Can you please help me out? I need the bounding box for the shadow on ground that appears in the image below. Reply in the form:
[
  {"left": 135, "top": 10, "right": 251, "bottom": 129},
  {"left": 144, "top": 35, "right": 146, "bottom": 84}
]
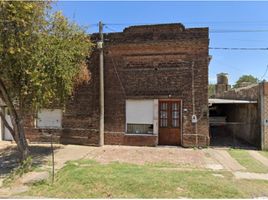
[
  {"left": 210, "top": 134, "right": 258, "bottom": 150},
  {"left": 0, "top": 145, "right": 61, "bottom": 177}
]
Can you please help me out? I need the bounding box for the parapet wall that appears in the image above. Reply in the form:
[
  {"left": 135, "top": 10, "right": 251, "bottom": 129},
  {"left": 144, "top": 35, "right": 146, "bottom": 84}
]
[{"left": 215, "top": 84, "right": 259, "bottom": 101}]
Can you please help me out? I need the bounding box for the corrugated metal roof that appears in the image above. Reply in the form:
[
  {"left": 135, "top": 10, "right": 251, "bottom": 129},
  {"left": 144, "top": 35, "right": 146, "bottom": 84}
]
[{"left": 209, "top": 98, "right": 257, "bottom": 104}]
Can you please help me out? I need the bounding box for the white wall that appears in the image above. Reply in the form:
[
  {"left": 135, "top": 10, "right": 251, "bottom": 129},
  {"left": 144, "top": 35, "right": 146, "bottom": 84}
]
[
  {"left": 0, "top": 107, "right": 14, "bottom": 141},
  {"left": 4, "top": 111, "right": 13, "bottom": 140},
  {"left": 126, "top": 99, "right": 158, "bottom": 135},
  {"left": 0, "top": 107, "right": 2, "bottom": 141},
  {"left": 153, "top": 99, "right": 159, "bottom": 135},
  {"left": 37, "top": 109, "right": 62, "bottom": 128}
]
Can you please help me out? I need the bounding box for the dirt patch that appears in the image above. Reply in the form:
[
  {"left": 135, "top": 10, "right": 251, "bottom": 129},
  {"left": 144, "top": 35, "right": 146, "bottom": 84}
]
[{"left": 83, "top": 145, "right": 211, "bottom": 168}]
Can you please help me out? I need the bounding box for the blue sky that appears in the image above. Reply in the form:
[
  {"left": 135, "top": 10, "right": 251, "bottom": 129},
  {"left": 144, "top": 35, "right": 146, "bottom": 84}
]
[{"left": 53, "top": 1, "right": 268, "bottom": 85}]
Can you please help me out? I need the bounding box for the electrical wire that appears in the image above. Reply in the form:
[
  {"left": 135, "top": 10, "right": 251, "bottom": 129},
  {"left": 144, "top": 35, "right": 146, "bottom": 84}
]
[
  {"left": 104, "top": 25, "right": 117, "bottom": 32},
  {"left": 259, "top": 65, "right": 268, "bottom": 81},
  {"left": 210, "top": 29, "right": 268, "bottom": 33},
  {"left": 104, "top": 24, "right": 268, "bottom": 34},
  {"left": 209, "top": 47, "right": 268, "bottom": 50},
  {"left": 103, "top": 21, "right": 268, "bottom": 26}
]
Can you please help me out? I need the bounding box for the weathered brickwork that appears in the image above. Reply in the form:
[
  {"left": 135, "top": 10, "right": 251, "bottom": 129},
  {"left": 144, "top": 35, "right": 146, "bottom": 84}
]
[
  {"left": 104, "top": 132, "right": 158, "bottom": 146},
  {"left": 24, "top": 23, "right": 209, "bottom": 147},
  {"left": 215, "top": 84, "right": 259, "bottom": 101},
  {"left": 260, "top": 82, "right": 268, "bottom": 150}
]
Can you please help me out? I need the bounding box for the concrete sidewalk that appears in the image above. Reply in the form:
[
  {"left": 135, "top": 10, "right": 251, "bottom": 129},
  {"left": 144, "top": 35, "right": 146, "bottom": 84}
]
[
  {"left": 248, "top": 150, "right": 268, "bottom": 167},
  {"left": 205, "top": 148, "right": 246, "bottom": 171}
]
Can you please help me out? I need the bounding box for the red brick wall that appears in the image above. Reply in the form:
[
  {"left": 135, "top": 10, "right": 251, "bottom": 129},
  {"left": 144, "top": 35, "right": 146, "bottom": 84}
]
[
  {"left": 25, "top": 23, "right": 209, "bottom": 147},
  {"left": 104, "top": 132, "right": 157, "bottom": 146},
  {"left": 260, "top": 82, "right": 268, "bottom": 150}
]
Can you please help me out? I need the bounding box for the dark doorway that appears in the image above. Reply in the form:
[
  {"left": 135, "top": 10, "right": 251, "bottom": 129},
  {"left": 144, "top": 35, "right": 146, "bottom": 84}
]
[{"left": 209, "top": 103, "right": 259, "bottom": 149}]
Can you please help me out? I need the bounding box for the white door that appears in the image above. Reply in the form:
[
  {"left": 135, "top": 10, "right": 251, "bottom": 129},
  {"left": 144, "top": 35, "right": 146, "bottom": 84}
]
[{"left": 4, "top": 110, "right": 13, "bottom": 141}]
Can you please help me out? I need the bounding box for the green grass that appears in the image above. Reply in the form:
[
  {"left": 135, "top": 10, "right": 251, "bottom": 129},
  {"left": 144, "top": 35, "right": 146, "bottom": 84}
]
[
  {"left": 228, "top": 149, "right": 268, "bottom": 173},
  {"left": 260, "top": 151, "right": 268, "bottom": 158},
  {"left": 22, "top": 159, "right": 268, "bottom": 198}
]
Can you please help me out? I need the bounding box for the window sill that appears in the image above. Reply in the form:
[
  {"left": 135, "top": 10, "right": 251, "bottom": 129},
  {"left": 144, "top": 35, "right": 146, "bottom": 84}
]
[
  {"left": 35, "top": 127, "right": 62, "bottom": 130},
  {"left": 125, "top": 133, "right": 156, "bottom": 136}
]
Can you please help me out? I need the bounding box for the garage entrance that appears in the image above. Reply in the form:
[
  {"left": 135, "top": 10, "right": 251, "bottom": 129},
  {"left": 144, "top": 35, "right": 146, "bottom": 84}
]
[{"left": 209, "top": 99, "right": 259, "bottom": 149}]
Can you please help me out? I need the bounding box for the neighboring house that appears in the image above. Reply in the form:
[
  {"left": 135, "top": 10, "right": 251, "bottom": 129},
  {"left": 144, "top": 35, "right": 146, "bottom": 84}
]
[
  {"left": 209, "top": 73, "right": 268, "bottom": 150},
  {"left": 0, "top": 99, "right": 12, "bottom": 141},
  {"left": 0, "top": 23, "right": 210, "bottom": 147}
]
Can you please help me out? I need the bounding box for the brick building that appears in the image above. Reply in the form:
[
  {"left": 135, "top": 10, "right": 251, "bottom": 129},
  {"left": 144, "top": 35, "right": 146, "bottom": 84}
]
[{"left": 0, "top": 23, "right": 210, "bottom": 147}]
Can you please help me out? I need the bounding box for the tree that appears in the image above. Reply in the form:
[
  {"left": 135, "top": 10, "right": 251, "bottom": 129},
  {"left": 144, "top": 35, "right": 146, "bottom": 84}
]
[
  {"left": 0, "top": 1, "right": 91, "bottom": 161},
  {"left": 208, "top": 84, "right": 216, "bottom": 97},
  {"left": 233, "top": 75, "right": 258, "bottom": 88}
]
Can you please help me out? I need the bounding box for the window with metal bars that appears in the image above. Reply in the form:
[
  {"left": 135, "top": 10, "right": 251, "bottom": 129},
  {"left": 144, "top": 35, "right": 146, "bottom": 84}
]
[{"left": 126, "top": 123, "right": 153, "bottom": 134}]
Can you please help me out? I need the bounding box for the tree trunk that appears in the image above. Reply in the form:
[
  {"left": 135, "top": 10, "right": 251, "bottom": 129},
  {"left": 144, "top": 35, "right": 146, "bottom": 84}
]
[{"left": 0, "top": 78, "right": 30, "bottom": 161}]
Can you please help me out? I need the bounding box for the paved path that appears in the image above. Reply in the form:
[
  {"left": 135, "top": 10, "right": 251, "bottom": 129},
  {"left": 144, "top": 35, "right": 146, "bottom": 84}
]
[
  {"left": 234, "top": 171, "right": 268, "bottom": 181},
  {"left": 205, "top": 148, "right": 246, "bottom": 171},
  {"left": 0, "top": 141, "right": 14, "bottom": 151},
  {"left": 248, "top": 150, "right": 268, "bottom": 167},
  {"left": 51, "top": 144, "right": 97, "bottom": 170}
]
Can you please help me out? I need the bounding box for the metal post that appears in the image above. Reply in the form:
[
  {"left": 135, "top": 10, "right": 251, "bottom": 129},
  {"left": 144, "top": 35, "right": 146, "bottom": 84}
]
[
  {"left": 99, "top": 21, "right": 104, "bottom": 146},
  {"left": 50, "top": 130, "right": 55, "bottom": 184},
  {"left": 260, "top": 82, "right": 265, "bottom": 150},
  {"left": 191, "top": 61, "right": 198, "bottom": 146}
]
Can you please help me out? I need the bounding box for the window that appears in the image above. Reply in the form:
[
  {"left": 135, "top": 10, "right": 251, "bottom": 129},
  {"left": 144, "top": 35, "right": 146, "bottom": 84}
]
[
  {"left": 160, "top": 102, "right": 168, "bottom": 127},
  {"left": 127, "top": 124, "right": 153, "bottom": 134},
  {"left": 171, "top": 102, "right": 180, "bottom": 128},
  {"left": 37, "top": 109, "right": 62, "bottom": 128},
  {"left": 126, "top": 100, "right": 154, "bottom": 134}
]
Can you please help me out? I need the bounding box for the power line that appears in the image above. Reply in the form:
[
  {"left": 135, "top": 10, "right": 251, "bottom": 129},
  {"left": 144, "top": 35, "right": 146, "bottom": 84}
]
[
  {"left": 104, "top": 21, "right": 268, "bottom": 26},
  {"left": 210, "top": 29, "right": 268, "bottom": 33},
  {"left": 259, "top": 65, "right": 268, "bottom": 81},
  {"left": 104, "top": 25, "right": 117, "bottom": 32},
  {"left": 105, "top": 24, "right": 268, "bottom": 33},
  {"left": 209, "top": 47, "right": 268, "bottom": 50}
]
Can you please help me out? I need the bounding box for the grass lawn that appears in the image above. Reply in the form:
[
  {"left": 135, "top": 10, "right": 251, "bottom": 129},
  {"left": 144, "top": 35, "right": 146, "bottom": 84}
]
[
  {"left": 22, "top": 160, "right": 268, "bottom": 198},
  {"left": 228, "top": 149, "right": 268, "bottom": 173},
  {"left": 260, "top": 151, "right": 268, "bottom": 158}
]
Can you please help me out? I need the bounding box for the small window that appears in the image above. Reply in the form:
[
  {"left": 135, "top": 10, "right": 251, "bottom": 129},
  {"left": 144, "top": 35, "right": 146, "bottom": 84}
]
[
  {"left": 127, "top": 123, "right": 153, "bottom": 134},
  {"left": 160, "top": 102, "right": 168, "bottom": 128},
  {"left": 171, "top": 102, "right": 180, "bottom": 128},
  {"left": 37, "top": 109, "right": 62, "bottom": 129}
]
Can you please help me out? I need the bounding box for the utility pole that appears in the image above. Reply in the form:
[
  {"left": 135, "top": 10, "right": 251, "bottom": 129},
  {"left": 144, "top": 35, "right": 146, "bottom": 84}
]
[{"left": 98, "top": 21, "right": 104, "bottom": 146}]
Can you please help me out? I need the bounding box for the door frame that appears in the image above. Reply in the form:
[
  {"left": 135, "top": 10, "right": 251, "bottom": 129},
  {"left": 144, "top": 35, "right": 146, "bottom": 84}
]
[{"left": 158, "top": 99, "right": 183, "bottom": 145}]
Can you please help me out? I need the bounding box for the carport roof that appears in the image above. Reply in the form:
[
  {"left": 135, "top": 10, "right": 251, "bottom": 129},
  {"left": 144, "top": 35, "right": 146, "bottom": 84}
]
[{"left": 209, "top": 98, "right": 257, "bottom": 104}]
